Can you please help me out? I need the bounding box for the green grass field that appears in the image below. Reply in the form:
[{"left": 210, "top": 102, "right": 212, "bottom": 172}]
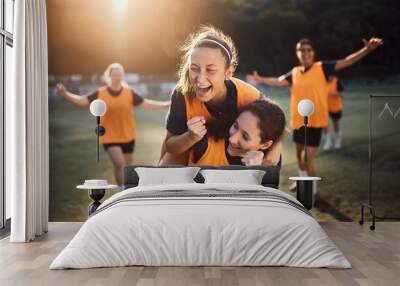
[{"left": 49, "top": 84, "right": 400, "bottom": 222}]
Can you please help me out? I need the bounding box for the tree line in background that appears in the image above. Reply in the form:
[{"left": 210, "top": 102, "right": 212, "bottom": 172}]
[
  {"left": 47, "top": 0, "right": 399, "bottom": 79},
  {"left": 206, "top": 0, "right": 399, "bottom": 78}
]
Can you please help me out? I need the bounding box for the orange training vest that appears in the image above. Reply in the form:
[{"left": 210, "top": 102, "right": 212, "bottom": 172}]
[
  {"left": 290, "top": 61, "right": 329, "bottom": 129},
  {"left": 190, "top": 137, "right": 229, "bottom": 166},
  {"left": 97, "top": 86, "right": 137, "bottom": 144},
  {"left": 185, "top": 77, "right": 260, "bottom": 165},
  {"left": 327, "top": 77, "right": 343, "bottom": 113}
]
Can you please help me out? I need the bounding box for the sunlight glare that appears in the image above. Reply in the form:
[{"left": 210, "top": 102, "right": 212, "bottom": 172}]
[{"left": 113, "top": 0, "right": 128, "bottom": 13}]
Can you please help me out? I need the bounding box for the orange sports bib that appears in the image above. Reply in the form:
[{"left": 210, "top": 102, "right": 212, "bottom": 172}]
[
  {"left": 185, "top": 78, "right": 261, "bottom": 165},
  {"left": 327, "top": 77, "right": 343, "bottom": 113},
  {"left": 290, "top": 61, "right": 329, "bottom": 129},
  {"left": 188, "top": 138, "right": 229, "bottom": 166},
  {"left": 98, "top": 86, "right": 136, "bottom": 144}
]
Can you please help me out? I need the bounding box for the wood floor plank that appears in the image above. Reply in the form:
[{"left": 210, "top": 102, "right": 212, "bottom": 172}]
[{"left": 0, "top": 222, "right": 399, "bottom": 286}]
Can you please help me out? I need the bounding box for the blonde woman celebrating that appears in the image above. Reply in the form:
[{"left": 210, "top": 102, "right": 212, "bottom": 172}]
[
  {"left": 57, "top": 63, "right": 170, "bottom": 185},
  {"left": 160, "top": 25, "right": 282, "bottom": 166}
]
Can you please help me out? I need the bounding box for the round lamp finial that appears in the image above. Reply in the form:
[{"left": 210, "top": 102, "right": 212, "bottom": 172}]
[
  {"left": 297, "top": 99, "right": 314, "bottom": 117},
  {"left": 89, "top": 99, "right": 107, "bottom": 117}
]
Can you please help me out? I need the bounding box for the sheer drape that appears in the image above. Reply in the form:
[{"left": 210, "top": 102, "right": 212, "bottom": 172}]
[{"left": 8, "top": 0, "right": 49, "bottom": 242}]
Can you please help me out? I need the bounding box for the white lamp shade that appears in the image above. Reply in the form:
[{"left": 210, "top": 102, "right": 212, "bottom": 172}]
[
  {"left": 297, "top": 99, "right": 314, "bottom": 117},
  {"left": 89, "top": 99, "right": 107, "bottom": 117}
]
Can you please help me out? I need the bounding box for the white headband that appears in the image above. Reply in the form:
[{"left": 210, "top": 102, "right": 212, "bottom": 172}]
[{"left": 197, "top": 38, "right": 232, "bottom": 61}]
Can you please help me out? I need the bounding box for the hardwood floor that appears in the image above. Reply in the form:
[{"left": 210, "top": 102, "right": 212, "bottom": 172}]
[{"left": 0, "top": 222, "right": 399, "bottom": 286}]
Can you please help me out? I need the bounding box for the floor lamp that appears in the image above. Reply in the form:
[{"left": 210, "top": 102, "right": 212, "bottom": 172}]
[
  {"left": 77, "top": 99, "right": 114, "bottom": 216},
  {"left": 89, "top": 99, "right": 107, "bottom": 162},
  {"left": 289, "top": 99, "right": 321, "bottom": 210},
  {"left": 297, "top": 99, "right": 314, "bottom": 162}
]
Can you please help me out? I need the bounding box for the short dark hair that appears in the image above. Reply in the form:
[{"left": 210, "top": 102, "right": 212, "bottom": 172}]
[
  {"left": 240, "top": 99, "right": 286, "bottom": 144},
  {"left": 296, "top": 38, "right": 315, "bottom": 50}
]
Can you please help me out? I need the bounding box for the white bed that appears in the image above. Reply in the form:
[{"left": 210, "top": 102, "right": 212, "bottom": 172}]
[{"left": 50, "top": 183, "right": 351, "bottom": 269}]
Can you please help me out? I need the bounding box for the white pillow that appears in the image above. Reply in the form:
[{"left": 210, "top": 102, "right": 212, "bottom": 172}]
[
  {"left": 200, "top": 169, "right": 266, "bottom": 185},
  {"left": 135, "top": 167, "right": 201, "bottom": 186}
]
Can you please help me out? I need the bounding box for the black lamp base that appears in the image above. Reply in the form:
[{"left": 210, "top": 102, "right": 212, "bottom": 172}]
[
  {"left": 88, "top": 189, "right": 105, "bottom": 216},
  {"left": 296, "top": 181, "right": 313, "bottom": 210}
]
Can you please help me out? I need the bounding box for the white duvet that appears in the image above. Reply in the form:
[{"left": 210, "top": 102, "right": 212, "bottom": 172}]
[{"left": 50, "top": 183, "right": 351, "bottom": 269}]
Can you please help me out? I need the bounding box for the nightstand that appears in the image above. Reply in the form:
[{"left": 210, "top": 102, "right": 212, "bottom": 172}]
[
  {"left": 77, "top": 180, "right": 117, "bottom": 216},
  {"left": 289, "top": 176, "right": 321, "bottom": 210}
]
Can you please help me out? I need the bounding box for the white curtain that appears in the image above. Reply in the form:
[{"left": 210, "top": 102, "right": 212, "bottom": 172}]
[{"left": 7, "top": 0, "right": 49, "bottom": 242}]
